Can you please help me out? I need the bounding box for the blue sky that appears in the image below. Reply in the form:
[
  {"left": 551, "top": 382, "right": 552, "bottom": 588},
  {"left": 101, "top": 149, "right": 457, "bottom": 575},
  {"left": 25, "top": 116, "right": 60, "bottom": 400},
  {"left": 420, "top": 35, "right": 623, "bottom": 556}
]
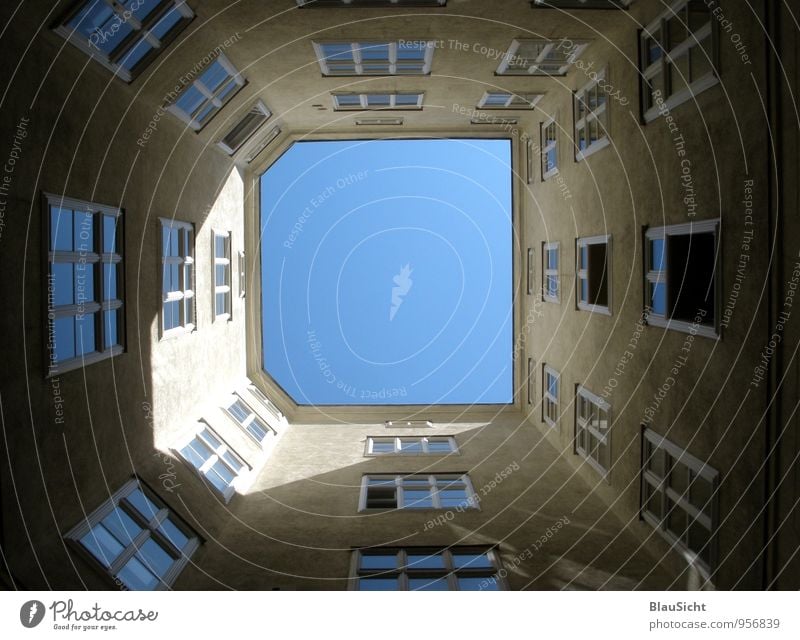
[{"left": 260, "top": 138, "right": 512, "bottom": 405}]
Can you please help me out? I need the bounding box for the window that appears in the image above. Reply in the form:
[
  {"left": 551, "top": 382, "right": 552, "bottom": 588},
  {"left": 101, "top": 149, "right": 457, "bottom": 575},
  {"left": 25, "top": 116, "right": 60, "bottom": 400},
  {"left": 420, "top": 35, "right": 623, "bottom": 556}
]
[
  {"left": 641, "top": 428, "right": 719, "bottom": 572},
  {"left": 167, "top": 54, "right": 245, "bottom": 131},
  {"left": 574, "top": 68, "right": 610, "bottom": 160},
  {"left": 237, "top": 251, "right": 246, "bottom": 298},
  {"left": 65, "top": 478, "right": 199, "bottom": 590},
  {"left": 248, "top": 383, "right": 285, "bottom": 423},
  {"left": 542, "top": 365, "right": 559, "bottom": 427},
  {"left": 359, "top": 474, "right": 477, "bottom": 510},
  {"left": 526, "top": 247, "right": 534, "bottom": 295},
  {"left": 213, "top": 230, "right": 232, "bottom": 320},
  {"left": 332, "top": 92, "right": 424, "bottom": 110},
  {"left": 575, "top": 385, "right": 611, "bottom": 476},
  {"left": 218, "top": 100, "right": 272, "bottom": 156},
  {"left": 527, "top": 357, "right": 535, "bottom": 406},
  {"left": 496, "top": 38, "right": 590, "bottom": 76},
  {"left": 640, "top": 1, "right": 718, "bottom": 123},
  {"left": 160, "top": 218, "right": 194, "bottom": 338},
  {"left": 477, "top": 91, "right": 543, "bottom": 110},
  {"left": 644, "top": 221, "right": 719, "bottom": 338},
  {"left": 244, "top": 125, "right": 281, "bottom": 164},
  {"left": 351, "top": 547, "right": 504, "bottom": 591},
  {"left": 365, "top": 436, "right": 458, "bottom": 455},
  {"left": 55, "top": 0, "right": 194, "bottom": 82},
  {"left": 299, "top": 0, "right": 445, "bottom": 5},
  {"left": 576, "top": 235, "right": 611, "bottom": 314},
  {"left": 45, "top": 194, "right": 124, "bottom": 375},
  {"left": 526, "top": 139, "right": 535, "bottom": 184},
  {"left": 542, "top": 242, "right": 560, "bottom": 303},
  {"left": 313, "top": 40, "right": 435, "bottom": 76},
  {"left": 175, "top": 424, "right": 249, "bottom": 501},
  {"left": 540, "top": 116, "right": 559, "bottom": 179},
  {"left": 225, "top": 395, "right": 276, "bottom": 447}
]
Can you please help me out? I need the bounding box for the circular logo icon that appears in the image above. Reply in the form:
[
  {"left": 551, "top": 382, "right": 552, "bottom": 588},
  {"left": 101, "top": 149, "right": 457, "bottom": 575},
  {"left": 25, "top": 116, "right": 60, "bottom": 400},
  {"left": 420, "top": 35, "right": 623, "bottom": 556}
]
[{"left": 20, "top": 600, "right": 45, "bottom": 628}]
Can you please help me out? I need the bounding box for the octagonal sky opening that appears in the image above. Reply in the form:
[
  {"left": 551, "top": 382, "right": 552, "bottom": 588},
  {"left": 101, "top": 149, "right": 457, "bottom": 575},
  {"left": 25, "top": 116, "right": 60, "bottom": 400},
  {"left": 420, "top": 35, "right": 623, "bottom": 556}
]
[{"left": 259, "top": 138, "right": 513, "bottom": 406}]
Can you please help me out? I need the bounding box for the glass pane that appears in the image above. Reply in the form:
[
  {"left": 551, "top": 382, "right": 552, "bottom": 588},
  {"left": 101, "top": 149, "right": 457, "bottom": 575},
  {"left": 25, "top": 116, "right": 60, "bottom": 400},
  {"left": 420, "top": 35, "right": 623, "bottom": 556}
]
[
  {"left": 228, "top": 400, "right": 250, "bottom": 424},
  {"left": 358, "top": 578, "right": 398, "bottom": 591},
  {"left": 321, "top": 43, "right": 353, "bottom": 61},
  {"left": 689, "top": 474, "right": 713, "bottom": 514},
  {"left": 126, "top": 488, "right": 160, "bottom": 521},
  {"left": 221, "top": 451, "right": 244, "bottom": 473},
  {"left": 366, "top": 486, "right": 397, "bottom": 508},
  {"left": 103, "top": 309, "right": 118, "bottom": 348},
  {"left": 399, "top": 439, "right": 423, "bottom": 453},
  {"left": 163, "top": 300, "right": 180, "bottom": 331},
  {"left": 452, "top": 553, "right": 494, "bottom": 569},
  {"left": 397, "top": 42, "right": 426, "bottom": 60},
  {"left": 642, "top": 480, "right": 661, "bottom": 518},
  {"left": 136, "top": 538, "right": 174, "bottom": 578},
  {"left": 687, "top": 518, "right": 710, "bottom": 558},
  {"left": 119, "top": 37, "right": 152, "bottom": 72},
  {"left": 395, "top": 93, "right": 419, "bottom": 106},
  {"left": 370, "top": 439, "right": 395, "bottom": 453},
  {"left": 459, "top": 576, "right": 498, "bottom": 591},
  {"left": 200, "top": 60, "right": 231, "bottom": 93},
  {"left": 409, "top": 577, "right": 449, "bottom": 591},
  {"left": 359, "top": 42, "right": 389, "bottom": 60},
  {"left": 367, "top": 94, "right": 391, "bottom": 106},
  {"left": 75, "top": 313, "right": 96, "bottom": 356},
  {"left": 216, "top": 79, "right": 238, "bottom": 103},
  {"left": 650, "top": 281, "right": 667, "bottom": 315},
  {"left": 247, "top": 418, "right": 269, "bottom": 442},
  {"left": 101, "top": 507, "right": 142, "bottom": 544},
  {"left": 426, "top": 439, "right": 452, "bottom": 453},
  {"left": 150, "top": 5, "right": 183, "bottom": 41},
  {"left": 73, "top": 211, "right": 94, "bottom": 251},
  {"left": 51, "top": 207, "right": 73, "bottom": 251},
  {"left": 181, "top": 438, "right": 214, "bottom": 469},
  {"left": 215, "top": 264, "right": 228, "bottom": 287},
  {"left": 54, "top": 316, "right": 76, "bottom": 362},
  {"left": 175, "top": 85, "right": 206, "bottom": 116},
  {"left": 403, "top": 490, "right": 434, "bottom": 509},
  {"left": 690, "top": 38, "right": 713, "bottom": 80},
  {"left": 666, "top": 499, "right": 688, "bottom": 540},
  {"left": 650, "top": 238, "right": 665, "bottom": 271},
  {"left": 336, "top": 94, "right": 361, "bottom": 106},
  {"left": 215, "top": 292, "right": 228, "bottom": 316},
  {"left": 158, "top": 518, "right": 189, "bottom": 551},
  {"left": 360, "top": 554, "right": 397, "bottom": 570},
  {"left": 102, "top": 263, "right": 117, "bottom": 300},
  {"left": 81, "top": 524, "right": 125, "bottom": 568},
  {"left": 67, "top": 1, "right": 133, "bottom": 54},
  {"left": 646, "top": 444, "right": 667, "bottom": 478},
  {"left": 670, "top": 53, "right": 690, "bottom": 94},
  {"left": 406, "top": 552, "right": 445, "bottom": 569},
  {"left": 199, "top": 428, "right": 222, "bottom": 450},
  {"left": 667, "top": 13, "right": 687, "bottom": 48},
  {"left": 53, "top": 263, "right": 75, "bottom": 306},
  {"left": 547, "top": 249, "right": 558, "bottom": 270},
  {"left": 669, "top": 459, "right": 689, "bottom": 496},
  {"left": 163, "top": 262, "right": 179, "bottom": 293},
  {"left": 75, "top": 264, "right": 94, "bottom": 306},
  {"left": 438, "top": 489, "right": 470, "bottom": 509},
  {"left": 122, "top": 0, "right": 161, "bottom": 21},
  {"left": 206, "top": 462, "right": 234, "bottom": 492},
  {"left": 103, "top": 215, "right": 117, "bottom": 253},
  {"left": 117, "top": 555, "right": 159, "bottom": 590}
]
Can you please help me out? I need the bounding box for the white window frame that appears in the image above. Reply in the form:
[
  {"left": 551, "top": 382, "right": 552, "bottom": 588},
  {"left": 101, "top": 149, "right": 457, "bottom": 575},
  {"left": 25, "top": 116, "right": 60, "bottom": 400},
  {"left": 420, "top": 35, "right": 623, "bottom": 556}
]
[
  {"left": 174, "top": 423, "right": 250, "bottom": 503},
  {"left": 527, "top": 357, "right": 535, "bottom": 406},
  {"left": 542, "top": 242, "right": 560, "bottom": 303},
  {"left": 640, "top": 0, "right": 719, "bottom": 123},
  {"left": 526, "top": 247, "right": 534, "bottom": 295},
  {"left": 213, "top": 229, "right": 232, "bottom": 321},
  {"left": 349, "top": 546, "right": 506, "bottom": 591},
  {"left": 224, "top": 394, "right": 276, "bottom": 448},
  {"left": 540, "top": 115, "right": 559, "bottom": 180},
  {"left": 44, "top": 193, "right": 124, "bottom": 376},
  {"left": 576, "top": 234, "right": 612, "bottom": 315},
  {"left": 159, "top": 218, "right": 194, "bottom": 339},
  {"left": 166, "top": 53, "right": 245, "bottom": 131},
  {"left": 65, "top": 477, "right": 200, "bottom": 590},
  {"left": 359, "top": 474, "right": 478, "bottom": 511},
  {"left": 54, "top": 0, "right": 194, "bottom": 82},
  {"left": 237, "top": 250, "right": 246, "bottom": 298},
  {"left": 313, "top": 40, "right": 436, "bottom": 76},
  {"left": 525, "top": 138, "right": 535, "bottom": 185},
  {"left": 332, "top": 92, "right": 424, "bottom": 111},
  {"left": 575, "top": 385, "right": 611, "bottom": 478},
  {"left": 644, "top": 220, "right": 720, "bottom": 338},
  {"left": 477, "top": 91, "right": 543, "bottom": 110},
  {"left": 217, "top": 100, "right": 272, "bottom": 156},
  {"left": 574, "top": 68, "right": 611, "bottom": 161},
  {"left": 495, "top": 38, "right": 591, "bottom": 76},
  {"left": 365, "top": 436, "right": 458, "bottom": 456},
  {"left": 542, "top": 365, "right": 560, "bottom": 427},
  {"left": 247, "top": 383, "right": 285, "bottom": 424},
  {"left": 641, "top": 428, "right": 719, "bottom": 574}
]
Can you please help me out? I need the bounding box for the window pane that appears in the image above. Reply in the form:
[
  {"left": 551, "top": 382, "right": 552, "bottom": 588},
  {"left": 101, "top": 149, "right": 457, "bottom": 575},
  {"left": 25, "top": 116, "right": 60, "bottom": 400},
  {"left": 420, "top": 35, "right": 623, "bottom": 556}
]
[
  {"left": 52, "top": 263, "right": 75, "bottom": 306},
  {"left": 359, "top": 42, "right": 389, "bottom": 60},
  {"left": 75, "top": 313, "right": 97, "bottom": 356},
  {"left": 54, "top": 316, "right": 76, "bottom": 362},
  {"left": 75, "top": 263, "right": 94, "bottom": 307},
  {"left": 207, "top": 461, "right": 235, "bottom": 491},
  {"left": 668, "top": 231, "right": 716, "bottom": 324},
  {"left": 366, "top": 486, "right": 397, "bottom": 509},
  {"left": 127, "top": 488, "right": 161, "bottom": 522},
  {"left": 247, "top": 418, "right": 269, "bottom": 442},
  {"left": 175, "top": 85, "right": 206, "bottom": 116},
  {"left": 403, "top": 490, "right": 434, "bottom": 508},
  {"left": 228, "top": 400, "right": 250, "bottom": 423},
  {"left": 81, "top": 524, "right": 125, "bottom": 567},
  {"left": 117, "top": 555, "right": 159, "bottom": 590},
  {"left": 426, "top": 439, "right": 452, "bottom": 453},
  {"left": 452, "top": 553, "right": 494, "bottom": 569},
  {"left": 438, "top": 489, "right": 470, "bottom": 509},
  {"left": 215, "top": 264, "right": 228, "bottom": 287},
  {"left": 181, "top": 438, "right": 214, "bottom": 469},
  {"left": 200, "top": 60, "right": 231, "bottom": 93},
  {"left": 650, "top": 281, "right": 667, "bottom": 315},
  {"left": 73, "top": 211, "right": 94, "bottom": 251},
  {"left": 119, "top": 37, "right": 152, "bottom": 72},
  {"left": 102, "top": 264, "right": 117, "bottom": 300},
  {"left": 101, "top": 507, "right": 142, "bottom": 545},
  {"left": 215, "top": 292, "right": 229, "bottom": 316},
  {"left": 67, "top": 2, "right": 133, "bottom": 55},
  {"left": 459, "top": 577, "right": 498, "bottom": 591},
  {"left": 150, "top": 5, "right": 183, "bottom": 40},
  {"left": 103, "top": 215, "right": 117, "bottom": 253},
  {"left": 51, "top": 207, "right": 73, "bottom": 251},
  {"left": 360, "top": 554, "right": 397, "bottom": 570},
  {"left": 103, "top": 309, "right": 119, "bottom": 348},
  {"left": 406, "top": 552, "right": 445, "bottom": 569},
  {"left": 136, "top": 538, "right": 174, "bottom": 578},
  {"left": 399, "top": 439, "right": 423, "bottom": 453},
  {"left": 158, "top": 518, "right": 190, "bottom": 551},
  {"left": 163, "top": 300, "right": 180, "bottom": 331},
  {"left": 370, "top": 439, "right": 395, "bottom": 453},
  {"left": 409, "top": 577, "right": 449, "bottom": 591},
  {"left": 358, "top": 578, "right": 398, "bottom": 591},
  {"left": 395, "top": 93, "right": 419, "bottom": 106}
]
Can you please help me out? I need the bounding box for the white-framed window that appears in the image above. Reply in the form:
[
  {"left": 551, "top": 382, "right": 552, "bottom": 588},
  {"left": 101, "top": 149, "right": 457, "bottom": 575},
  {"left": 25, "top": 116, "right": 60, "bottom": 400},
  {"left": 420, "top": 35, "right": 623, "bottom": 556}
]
[
  {"left": 644, "top": 220, "right": 719, "bottom": 338},
  {"left": 313, "top": 40, "right": 435, "bottom": 76},
  {"left": 575, "top": 385, "right": 611, "bottom": 477},
  {"left": 641, "top": 428, "right": 719, "bottom": 573},
  {"left": 527, "top": 357, "right": 535, "bottom": 406},
  {"left": 542, "top": 365, "right": 559, "bottom": 427},
  {"left": 159, "top": 218, "right": 194, "bottom": 338},
  {"left": 45, "top": 193, "right": 124, "bottom": 376},
  {"left": 350, "top": 546, "right": 504, "bottom": 591},
  {"left": 542, "top": 242, "right": 560, "bottom": 303},
  {"left": 359, "top": 474, "right": 478, "bottom": 511},
  {"left": 224, "top": 395, "right": 276, "bottom": 447},
  {"left": 496, "top": 38, "right": 590, "bottom": 76},
  {"left": 299, "top": 0, "right": 445, "bottom": 5},
  {"left": 213, "top": 230, "right": 232, "bottom": 320},
  {"left": 526, "top": 247, "right": 534, "bottom": 295},
  {"left": 55, "top": 0, "right": 194, "bottom": 82},
  {"left": 166, "top": 53, "right": 245, "bottom": 131},
  {"left": 174, "top": 423, "right": 249, "bottom": 502},
  {"left": 574, "top": 68, "right": 610, "bottom": 160},
  {"left": 244, "top": 124, "right": 281, "bottom": 164},
  {"left": 540, "top": 116, "right": 559, "bottom": 179},
  {"left": 237, "top": 251, "right": 246, "bottom": 298},
  {"left": 477, "top": 91, "right": 544, "bottom": 110},
  {"left": 365, "top": 436, "right": 458, "bottom": 456},
  {"left": 640, "top": 1, "right": 718, "bottom": 123},
  {"left": 217, "top": 100, "right": 272, "bottom": 156},
  {"left": 248, "top": 383, "right": 285, "bottom": 423},
  {"left": 65, "top": 477, "right": 200, "bottom": 590},
  {"left": 332, "top": 92, "right": 424, "bottom": 110},
  {"left": 576, "top": 235, "right": 611, "bottom": 314}
]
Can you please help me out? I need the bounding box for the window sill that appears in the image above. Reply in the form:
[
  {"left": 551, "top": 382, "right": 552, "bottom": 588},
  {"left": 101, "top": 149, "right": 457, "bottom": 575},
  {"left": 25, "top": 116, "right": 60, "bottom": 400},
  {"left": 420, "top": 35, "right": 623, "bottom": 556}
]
[
  {"left": 577, "top": 302, "right": 612, "bottom": 316},
  {"left": 645, "top": 314, "right": 719, "bottom": 339},
  {"left": 46, "top": 345, "right": 124, "bottom": 378},
  {"left": 160, "top": 324, "right": 196, "bottom": 341},
  {"left": 643, "top": 73, "right": 720, "bottom": 124}
]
